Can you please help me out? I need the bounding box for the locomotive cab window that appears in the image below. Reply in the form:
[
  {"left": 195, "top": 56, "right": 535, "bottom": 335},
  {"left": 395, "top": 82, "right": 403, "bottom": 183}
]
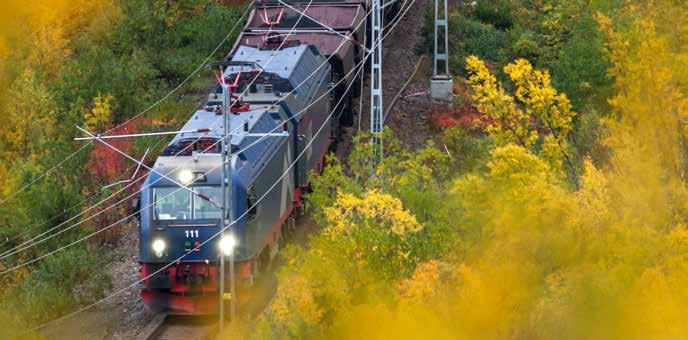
[
  {"left": 154, "top": 188, "right": 191, "bottom": 220},
  {"left": 193, "top": 186, "right": 222, "bottom": 219},
  {"left": 153, "top": 186, "right": 222, "bottom": 220}
]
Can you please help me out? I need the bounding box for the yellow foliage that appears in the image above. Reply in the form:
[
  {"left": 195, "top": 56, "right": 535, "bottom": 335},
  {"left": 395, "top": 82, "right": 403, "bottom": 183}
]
[
  {"left": 0, "top": 0, "right": 118, "bottom": 81},
  {"left": 84, "top": 94, "right": 114, "bottom": 132},
  {"left": 262, "top": 190, "right": 425, "bottom": 337},
  {"left": 396, "top": 260, "right": 442, "bottom": 305},
  {"left": 487, "top": 144, "right": 552, "bottom": 185},
  {"left": 0, "top": 163, "right": 10, "bottom": 197},
  {"left": 439, "top": 8, "right": 688, "bottom": 335},
  {"left": 271, "top": 135, "right": 688, "bottom": 339},
  {"left": 466, "top": 56, "right": 538, "bottom": 149},
  {"left": 466, "top": 56, "right": 577, "bottom": 177},
  {"left": 598, "top": 10, "right": 688, "bottom": 180},
  {"left": 270, "top": 274, "right": 324, "bottom": 327},
  {"left": 258, "top": 2, "right": 688, "bottom": 339},
  {"left": 2, "top": 69, "right": 56, "bottom": 161},
  {"left": 324, "top": 190, "right": 422, "bottom": 237}
]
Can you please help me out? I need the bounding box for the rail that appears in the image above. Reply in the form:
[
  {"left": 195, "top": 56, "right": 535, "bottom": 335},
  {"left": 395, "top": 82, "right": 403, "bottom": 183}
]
[{"left": 139, "top": 314, "right": 215, "bottom": 340}]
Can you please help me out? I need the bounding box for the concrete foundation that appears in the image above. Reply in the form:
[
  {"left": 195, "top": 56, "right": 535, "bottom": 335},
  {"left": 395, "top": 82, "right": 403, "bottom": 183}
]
[{"left": 430, "top": 76, "right": 453, "bottom": 101}]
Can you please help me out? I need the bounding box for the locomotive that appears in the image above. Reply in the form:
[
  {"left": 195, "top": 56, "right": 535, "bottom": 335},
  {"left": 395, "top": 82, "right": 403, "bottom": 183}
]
[{"left": 137, "top": 0, "right": 378, "bottom": 314}]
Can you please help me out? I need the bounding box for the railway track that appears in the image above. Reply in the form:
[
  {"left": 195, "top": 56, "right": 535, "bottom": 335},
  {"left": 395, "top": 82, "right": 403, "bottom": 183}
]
[
  {"left": 135, "top": 215, "right": 309, "bottom": 340},
  {"left": 140, "top": 314, "right": 216, "bottom": 340}
]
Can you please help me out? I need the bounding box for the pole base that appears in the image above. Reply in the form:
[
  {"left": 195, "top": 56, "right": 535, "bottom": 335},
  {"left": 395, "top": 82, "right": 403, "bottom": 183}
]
[{"left": 430, "top": 76, "right": 454, "bottom": 102}]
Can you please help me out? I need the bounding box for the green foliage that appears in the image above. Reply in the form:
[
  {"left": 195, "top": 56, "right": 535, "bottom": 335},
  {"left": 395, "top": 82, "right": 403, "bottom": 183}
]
[
  {"left": 307, "top": 155, "right": 361, "bottom": 225},
  {"left": 550, "top": 15, "right": 612, "bottom": 112},
  {"left": 310, "top": 131, "right": 453, "bottom": 228},
  {"left": 471, "top": 0, "right": 515, "bottom": 30},
  {"left": 569, "top": 109, "right": 610, "bottom": 167},
  {"left": 505, "top": 28, "right": 542, "bottom": 61},
  {"left": 54, "top": 0, "right": 242, "bottom": 124},
  {"left": 418, "top": 6, "right": 506, "bottom": 73},
  {"left": 248, "top": 1, "right": 688, "bottom": 339},
  {"left": 2, "top": 247, "right": 111, "bottom": 324},
  {"left": 448, "top": 14, "right": 507, "bottom": 72},
  {"left": 0, "top": 148, "right": 89, "bottom": 266},
  {"left": 2, "top": 69, "right": 57, "bottom": 161},
  {"left": 0, "top": 0, "right": 245, "bottom": 330},
  {"left": 440, "top": 126, "right": 492, "bottom": 173}
]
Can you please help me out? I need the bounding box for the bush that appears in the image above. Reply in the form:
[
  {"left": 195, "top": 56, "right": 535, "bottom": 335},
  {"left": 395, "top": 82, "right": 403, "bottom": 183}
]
[
  {"left": 448, "top": 14, "right": 506, "bottom": 72},
  {"left": 440, "top": 126, "right": 492, "bottom": 174},
  {"left": 54, "top": 46, "right": 163, "bottom": 124},
  {"left": 3, "top": 247, "right": 111, "bottom": 324},
  {"left": 54, "top": 0, "right": 242, "bottom": 124},
  {"left": 550, "top": 15, "right": 612, "bottom": 112},
  {"left": 505, "top": 28, "right": 543, "bottom": 61},
  {"left": 471, "top": 0, "right": 515, "bottom": 30}
]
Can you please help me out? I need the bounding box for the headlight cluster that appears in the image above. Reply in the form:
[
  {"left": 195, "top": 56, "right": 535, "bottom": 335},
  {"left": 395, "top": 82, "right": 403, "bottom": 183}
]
[
  {"left": 178, "top": 169, "right": 194, "bottom": 184},
  {"left": 177, "top": 169, "right": 206, "bottom": 185},
  {"left": 219, "top": 235, "right": 237, "bottom": 256},
  {"left": 152, "top": 239, "right": 166, "bottom": 258},
  {"left": 151, "top": 235, "right": 237, "bottom": 258}
]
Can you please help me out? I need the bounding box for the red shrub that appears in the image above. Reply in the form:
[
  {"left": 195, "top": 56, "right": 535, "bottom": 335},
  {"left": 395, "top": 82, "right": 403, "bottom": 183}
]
[
  {"left": 87, "top": 123, "right": 137, "bottom": 183},
  {"left": 427, "top": 103, "right": 485, "bottom": 131},
  {"left": 85, "top": 121, "right": 143, "bottom": 243}
]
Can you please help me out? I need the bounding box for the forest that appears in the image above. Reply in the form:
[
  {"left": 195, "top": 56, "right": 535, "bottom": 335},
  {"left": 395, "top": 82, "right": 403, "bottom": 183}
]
[
  {"left": 248, "top": 0, "right": 688, "bottom": 338},
  {"left": 1, "top": 0, "right": 688, "bottom": 338}
]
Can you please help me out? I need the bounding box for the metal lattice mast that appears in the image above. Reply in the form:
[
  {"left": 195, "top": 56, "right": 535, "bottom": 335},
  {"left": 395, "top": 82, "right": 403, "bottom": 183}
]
[
  {"left": 370, "top": 0, "right": 384, "bottom": 162},
  {"left": 430, "top": 0, "right": 453, "bottom": 100},
  {"left": 433, "top": 0, "right": 449, "bottom": 77}
]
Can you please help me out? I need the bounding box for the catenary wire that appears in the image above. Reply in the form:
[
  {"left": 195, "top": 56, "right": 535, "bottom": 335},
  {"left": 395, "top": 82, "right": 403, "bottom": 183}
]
[
  {"left": 0, "top": 2, "right": 253, "bottom": 209},
  {"left": 26, "top": 1, "right": 413, "bottom": 332},
  {"left": 31, "top": 48, "right": 368, "bottom": 334},
  {"left": 1, "top": 1, "right": 373, "bottom": 257},
  {"left": 0, "top": 0, "right": 317, "bottom": 258}
]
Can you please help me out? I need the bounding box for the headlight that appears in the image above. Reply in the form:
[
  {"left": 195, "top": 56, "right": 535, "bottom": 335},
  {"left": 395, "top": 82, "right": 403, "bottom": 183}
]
[
  {"left": 219, "top": 235, "right": 237, "bottom": 256},
  {"left": 178, "top": 169, "right": 194, "bottom": 184},
  {"left": 152, "top": 239, "right": 166, "bottom": 257}
]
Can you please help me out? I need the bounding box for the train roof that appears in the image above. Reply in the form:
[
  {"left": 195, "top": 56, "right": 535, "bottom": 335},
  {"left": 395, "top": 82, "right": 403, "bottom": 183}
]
[
  {"left": 150, "top": 43, "right": 330, "bottom": 187},
  {"left": 150, "top": 104, "right": 285, "bottom": 186},
  {"left": 226, "top": 44, "right": 325, "bottom": 96},
  {"left": 168, "top": 106, "right": 274, "bottom": 146}
]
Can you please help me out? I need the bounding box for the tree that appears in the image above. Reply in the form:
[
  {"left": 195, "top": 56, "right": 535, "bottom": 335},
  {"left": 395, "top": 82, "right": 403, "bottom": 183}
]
[
  {"left": 262, "top": 189, "right": 424, "bottom": 337},
  {"left": 83, "top": 94, "right": 114, "bottom": 132},
  {"left": 597, "top": 9, "right": 688, "bottom": 181},
  {"left": 3, "top": 69, "right": 56, "bottom": 161},
  {"left": 466, "top": 56, "right": 579, "bottom": 186}
]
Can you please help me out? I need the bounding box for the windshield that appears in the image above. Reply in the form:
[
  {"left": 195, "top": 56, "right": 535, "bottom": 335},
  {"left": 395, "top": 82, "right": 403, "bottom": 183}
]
[
  {"left": 153, "top": 186, "right": 222, "bottom": 220},
  {"left": 194, "top": 186, "right": 222, "bottom": 219}
]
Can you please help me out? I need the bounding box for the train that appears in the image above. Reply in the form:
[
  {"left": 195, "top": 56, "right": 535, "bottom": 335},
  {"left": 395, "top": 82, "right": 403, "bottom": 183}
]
[{"left": 135, "top": 0, "right": 398, "bottom": 314}]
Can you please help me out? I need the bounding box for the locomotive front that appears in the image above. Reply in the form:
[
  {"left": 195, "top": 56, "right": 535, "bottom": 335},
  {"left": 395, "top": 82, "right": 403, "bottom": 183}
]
[{"left": 138, "top": 151, "right": 237, "bottom": 314}]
